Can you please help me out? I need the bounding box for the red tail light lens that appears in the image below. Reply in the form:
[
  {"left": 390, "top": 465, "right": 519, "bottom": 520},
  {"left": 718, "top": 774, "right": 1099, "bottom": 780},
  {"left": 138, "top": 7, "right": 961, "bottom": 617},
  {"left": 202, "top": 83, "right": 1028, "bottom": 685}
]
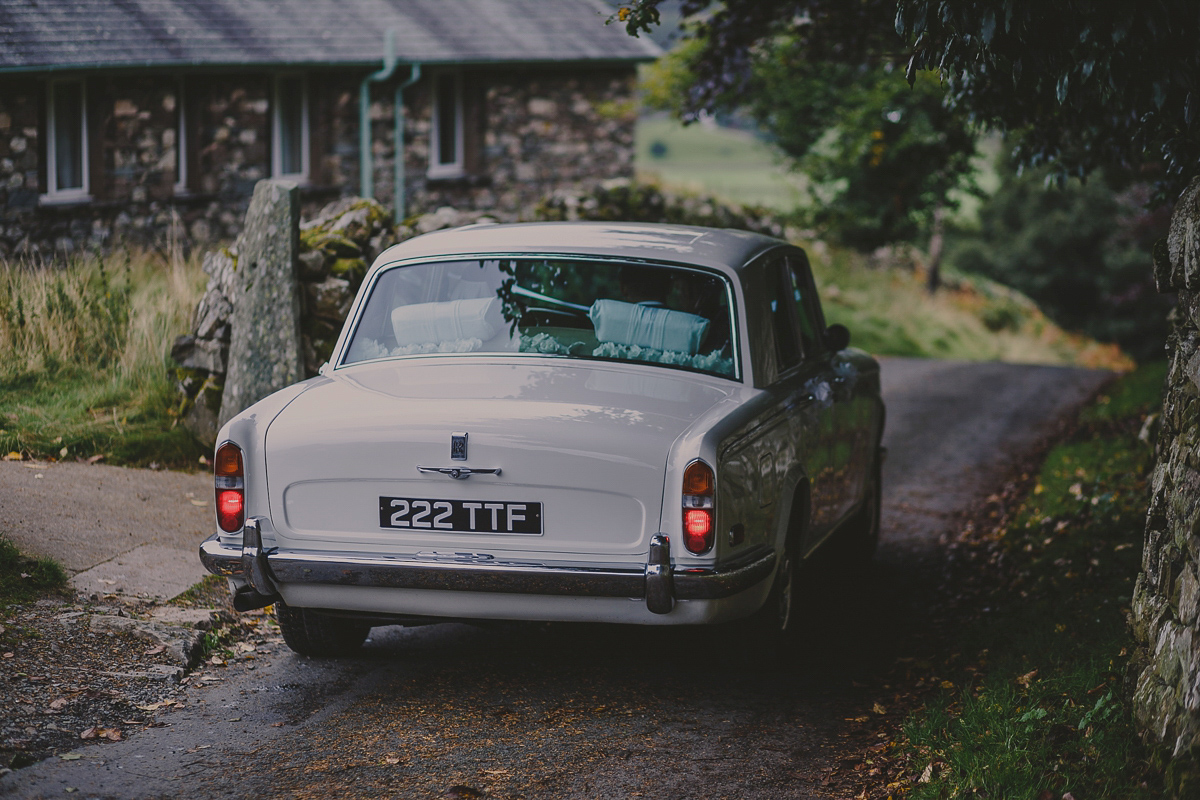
[
  {"left": 682, "top": 460, "right": 715, "bottom": 554},
  {"left": 214, "top": 442, "right": 245, "bottom": 533}
]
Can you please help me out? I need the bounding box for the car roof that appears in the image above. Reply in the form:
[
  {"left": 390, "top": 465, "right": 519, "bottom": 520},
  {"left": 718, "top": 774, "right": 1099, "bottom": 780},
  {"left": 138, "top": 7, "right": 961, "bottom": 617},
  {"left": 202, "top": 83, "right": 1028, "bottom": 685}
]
[{"left": 374, "top": 221, "right": 788, "bottom": 272}]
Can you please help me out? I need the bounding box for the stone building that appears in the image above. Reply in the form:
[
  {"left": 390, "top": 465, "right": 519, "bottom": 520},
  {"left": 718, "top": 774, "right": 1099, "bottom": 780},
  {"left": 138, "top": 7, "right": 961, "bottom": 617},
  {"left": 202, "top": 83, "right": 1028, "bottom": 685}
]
[{"left": 0, "top": 0, "right": 658, "bottom": 256}]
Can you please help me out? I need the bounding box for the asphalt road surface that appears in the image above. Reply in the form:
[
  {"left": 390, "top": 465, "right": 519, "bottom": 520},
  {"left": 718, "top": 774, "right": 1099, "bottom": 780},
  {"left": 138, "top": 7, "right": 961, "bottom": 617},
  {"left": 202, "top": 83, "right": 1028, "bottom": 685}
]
[{"left": 1, "top": 357, "right": 1112, "bottom": 800}]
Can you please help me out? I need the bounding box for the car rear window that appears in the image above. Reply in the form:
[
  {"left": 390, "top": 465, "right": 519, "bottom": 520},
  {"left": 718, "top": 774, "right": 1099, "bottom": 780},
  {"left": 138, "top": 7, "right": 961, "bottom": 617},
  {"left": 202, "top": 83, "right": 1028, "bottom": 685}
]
[{"left": 341, "top": 258, "right": 738, "bottom": 379}]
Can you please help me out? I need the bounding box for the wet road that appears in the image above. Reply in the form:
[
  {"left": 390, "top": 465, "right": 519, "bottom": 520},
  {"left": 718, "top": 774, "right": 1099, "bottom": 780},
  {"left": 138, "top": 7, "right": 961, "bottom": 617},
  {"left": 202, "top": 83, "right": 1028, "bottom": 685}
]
[{"left": 1, "top": 357, "right": 1112, "bottom": 799}]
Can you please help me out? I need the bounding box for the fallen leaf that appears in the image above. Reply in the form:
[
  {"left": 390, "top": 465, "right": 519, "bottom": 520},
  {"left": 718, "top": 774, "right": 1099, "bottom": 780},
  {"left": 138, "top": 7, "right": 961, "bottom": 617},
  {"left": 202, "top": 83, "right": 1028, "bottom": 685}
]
[
  {"left": 198, "top": 455, "right": 210, "bottom": 466},
  {"left": 234, "top": 642, "right": 255, "bottom": 653},
  {"left": 19, "top": 573, "right": 29, "bottom": 579},
  {"left": 59, "top": 753, "right": 82, "bottom": 761},
  {"left": 210, "top": 656, "right": 225, "bottom": 666},
  {"left": 3, "top": 451, "right": 23, "bottom": 461},
  {"left": 59, "top": 447, "right": 68, "bottom": 457},
  {"left": 144, "top": 645, "right": 166, "bottom": 656},
  {"left": 102, "top": 728, "right": 122, "bottom": 741},
  {"left": 270, "top": 721, "right": 285, "bottom": 727},
  {"left": 3, "top": 652, "right": 16, "bottom": 658},
  {"left": 919, "top": 763, "right": 933, "bottom": 783},
  {"left": 1063, "top": 794, "right": 1076, "bottom": 800},
  {"left": 189, "top": 499, "right": 208, "bottom": 507},
  {"left": 872, "top": 702, "right": 887, "bottom": 715},
  {"left": 65, "top": 788, "right": 76, "bottom": 794},
  {"left": 940, "top": 680, "right": 955, "bottom": 689},
  {"left": 86, "top": 455, "right": 104, "bottom": 464},
  {"left": 384, "top": 756, "right": 401, "bottom": 765},
  {"left": 0, "top": 624, "right": 5, "bottom": 634},
  {"left": 79, "top": 727, "right": 98, "bottom": 740},
  {"left": 49, "top": 697, "right": 69, "bottom": 711}
]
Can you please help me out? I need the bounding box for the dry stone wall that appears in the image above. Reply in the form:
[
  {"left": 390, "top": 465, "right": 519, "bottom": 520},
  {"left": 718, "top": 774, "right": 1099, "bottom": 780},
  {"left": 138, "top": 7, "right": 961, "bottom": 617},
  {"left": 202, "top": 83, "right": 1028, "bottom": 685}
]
[{"left": 1134, "top": 175, "right": 1200, "bottom": 794}]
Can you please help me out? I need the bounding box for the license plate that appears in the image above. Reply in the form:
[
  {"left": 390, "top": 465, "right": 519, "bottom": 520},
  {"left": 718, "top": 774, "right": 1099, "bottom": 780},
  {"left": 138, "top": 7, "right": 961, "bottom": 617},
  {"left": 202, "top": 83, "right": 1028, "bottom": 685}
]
[{"left": 378, "top": 496, "right": 543, "bottom": 534}]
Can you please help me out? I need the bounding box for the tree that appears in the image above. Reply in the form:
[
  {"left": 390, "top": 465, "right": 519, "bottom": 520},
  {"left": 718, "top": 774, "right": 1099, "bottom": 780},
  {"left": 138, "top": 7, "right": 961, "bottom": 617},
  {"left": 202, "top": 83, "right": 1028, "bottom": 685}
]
[
  {"left": 638, "top": 6, "right": 978, "bottom": 287},
  {"left": 615, "top": 1, "right": 1200, "bottom": 194}
]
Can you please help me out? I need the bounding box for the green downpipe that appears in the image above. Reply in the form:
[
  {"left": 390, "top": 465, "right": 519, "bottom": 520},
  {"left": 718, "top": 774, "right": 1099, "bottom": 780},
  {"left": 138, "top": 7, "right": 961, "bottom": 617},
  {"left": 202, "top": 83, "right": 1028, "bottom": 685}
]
[
  {"left": 358, "top": 29, "right": 422, "bottom": 222},
  {"left": 358, "top": 29, "right": 397, "bottom": 200},
  {"left": 393, "top": 64, "right": 421, "bottom": 224}
]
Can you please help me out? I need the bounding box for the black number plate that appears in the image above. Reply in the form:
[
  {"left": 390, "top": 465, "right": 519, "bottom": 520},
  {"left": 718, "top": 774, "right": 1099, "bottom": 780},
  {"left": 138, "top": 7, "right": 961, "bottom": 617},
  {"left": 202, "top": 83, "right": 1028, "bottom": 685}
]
[{"left": 379, "top": 497, "right": 543, "bottom": 534}]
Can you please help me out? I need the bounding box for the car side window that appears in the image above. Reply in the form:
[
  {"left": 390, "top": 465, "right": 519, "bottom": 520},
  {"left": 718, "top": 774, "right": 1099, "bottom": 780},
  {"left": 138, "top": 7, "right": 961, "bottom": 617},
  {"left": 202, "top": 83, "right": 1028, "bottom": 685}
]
[
  {"left": 785, "top": 255, "right": 822, "bottom": 357},
  {"left": 767, "top": 257, "right": 802, "bottom": 373}
]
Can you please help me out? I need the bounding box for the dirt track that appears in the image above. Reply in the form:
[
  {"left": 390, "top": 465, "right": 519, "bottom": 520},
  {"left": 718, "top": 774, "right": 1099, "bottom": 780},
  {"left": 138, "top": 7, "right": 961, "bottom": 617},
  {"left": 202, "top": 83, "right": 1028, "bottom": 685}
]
[{"left": 0, "top": 357, "right": 1111, "bottom": 799}]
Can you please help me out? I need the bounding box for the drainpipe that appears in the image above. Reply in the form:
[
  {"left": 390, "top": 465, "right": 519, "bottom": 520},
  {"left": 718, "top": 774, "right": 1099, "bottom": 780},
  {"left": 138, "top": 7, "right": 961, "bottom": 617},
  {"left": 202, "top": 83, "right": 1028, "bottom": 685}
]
[
  {"left": 393, "top": 63, "right": 421, "bottom": 224},
  {"left": 359, "top": 29, "right": 397, "bottom": 201}
]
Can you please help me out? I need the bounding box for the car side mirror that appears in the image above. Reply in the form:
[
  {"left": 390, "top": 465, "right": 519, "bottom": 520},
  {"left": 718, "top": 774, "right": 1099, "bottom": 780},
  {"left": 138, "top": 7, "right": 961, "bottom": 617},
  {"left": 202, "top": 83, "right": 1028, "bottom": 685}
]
[{"left": 825, "top": 323, "right": 850, "bottom": 352}]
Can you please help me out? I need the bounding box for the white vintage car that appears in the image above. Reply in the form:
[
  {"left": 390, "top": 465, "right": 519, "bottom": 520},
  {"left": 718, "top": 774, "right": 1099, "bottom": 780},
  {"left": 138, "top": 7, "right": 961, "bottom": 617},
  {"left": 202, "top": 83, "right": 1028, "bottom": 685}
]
[{"left": 199, "top": 222, "right": 885, "bottom": 656}]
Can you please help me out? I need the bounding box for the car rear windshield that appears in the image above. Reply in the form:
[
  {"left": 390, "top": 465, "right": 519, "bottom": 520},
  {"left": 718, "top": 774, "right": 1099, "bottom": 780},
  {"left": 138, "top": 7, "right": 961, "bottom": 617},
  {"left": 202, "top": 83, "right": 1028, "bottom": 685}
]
[{"left": 342, "top": 258, "right": 738, "bottom": 379}]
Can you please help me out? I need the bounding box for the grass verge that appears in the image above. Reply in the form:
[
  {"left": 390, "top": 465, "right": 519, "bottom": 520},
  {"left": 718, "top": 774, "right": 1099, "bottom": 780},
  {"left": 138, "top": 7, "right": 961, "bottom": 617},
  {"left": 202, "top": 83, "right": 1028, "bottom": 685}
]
[
  {"left": 0, "top": 248, "right": 207, "bottom": 468},
  {"left": 805, "top": 242, "right": 1134, "bottom": 369},
  {"left": 900, "top": 361, "right": 1166, "bottom": 798},
  {"left": 0, "top": 535, "right": 68, "bottom": 605}
]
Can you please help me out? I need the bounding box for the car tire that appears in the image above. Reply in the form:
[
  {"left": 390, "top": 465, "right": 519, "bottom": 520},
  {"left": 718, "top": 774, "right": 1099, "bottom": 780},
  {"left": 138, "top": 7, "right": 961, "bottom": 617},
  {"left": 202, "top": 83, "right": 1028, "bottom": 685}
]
[
  {"left": 831, "top": 457, "right": 882, "bottom": 568},
  {"left": 273, "top": 601, "right": 371, "bottom": 657},
  {"left": 748, "top": 537, "right": 798, "bottom": 656}
]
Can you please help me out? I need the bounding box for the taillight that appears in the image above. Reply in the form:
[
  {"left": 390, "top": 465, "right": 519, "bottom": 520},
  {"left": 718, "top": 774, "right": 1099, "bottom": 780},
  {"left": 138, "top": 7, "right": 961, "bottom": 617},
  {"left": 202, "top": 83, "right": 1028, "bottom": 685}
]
[
  {"left": 214, "top": 442, "right": 245, "bottom": 533},
  {"left": 682, "top": 460, "right": 715, "bottom": 554}
]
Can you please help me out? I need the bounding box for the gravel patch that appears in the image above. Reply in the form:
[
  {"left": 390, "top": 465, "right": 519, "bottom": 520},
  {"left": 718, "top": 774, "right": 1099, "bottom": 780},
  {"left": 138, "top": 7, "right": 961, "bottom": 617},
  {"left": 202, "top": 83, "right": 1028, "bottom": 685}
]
[{"left": 0, "top": 589, "right": 271, "bottom": 776}]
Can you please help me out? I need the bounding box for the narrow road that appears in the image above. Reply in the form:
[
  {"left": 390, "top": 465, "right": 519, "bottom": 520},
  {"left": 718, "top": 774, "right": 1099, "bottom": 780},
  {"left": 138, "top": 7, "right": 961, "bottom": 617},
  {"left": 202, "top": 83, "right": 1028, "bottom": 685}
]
[{"left": 1, "top": 357, "right": 1111, "bottom": 800}]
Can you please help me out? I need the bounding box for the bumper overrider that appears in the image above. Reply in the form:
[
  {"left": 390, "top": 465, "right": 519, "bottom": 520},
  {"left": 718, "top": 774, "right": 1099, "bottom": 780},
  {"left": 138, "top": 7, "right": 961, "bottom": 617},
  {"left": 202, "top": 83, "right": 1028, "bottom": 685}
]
[{"left": 199, "top": 519, "right": 776, "bottom": 616}]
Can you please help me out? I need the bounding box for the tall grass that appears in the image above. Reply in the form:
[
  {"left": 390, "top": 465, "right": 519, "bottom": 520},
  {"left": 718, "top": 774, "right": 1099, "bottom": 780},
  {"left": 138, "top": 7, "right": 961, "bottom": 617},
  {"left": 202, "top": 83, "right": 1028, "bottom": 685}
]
[{"left": 0, "top": 247, "right": 207, "bottom": 467}]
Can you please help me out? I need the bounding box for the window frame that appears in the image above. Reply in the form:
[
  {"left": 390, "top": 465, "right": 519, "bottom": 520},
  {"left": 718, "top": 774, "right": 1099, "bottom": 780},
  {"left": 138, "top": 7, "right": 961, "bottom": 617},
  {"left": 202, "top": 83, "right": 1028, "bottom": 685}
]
[
  {"left": 335, "top": 255, "right": 743, "bottom": 382},
  {"left": 42, "top": 78, "right": 91, "bottom": 205},
  {"left": 427, "top": 72, "right": 465, "bottom": 179},
  {"left": 271, "top": 72, "right": 310, "bottom": 183},
  {"left": 174, "top": 78, "right": 189, "bottom": 196}
]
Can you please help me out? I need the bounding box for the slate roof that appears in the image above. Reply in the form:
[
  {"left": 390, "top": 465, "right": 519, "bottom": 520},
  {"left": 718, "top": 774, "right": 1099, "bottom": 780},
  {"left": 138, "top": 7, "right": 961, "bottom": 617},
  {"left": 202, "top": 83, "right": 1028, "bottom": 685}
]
[{"left": 0, "top": 0, "right": 660, "bottom": 72}]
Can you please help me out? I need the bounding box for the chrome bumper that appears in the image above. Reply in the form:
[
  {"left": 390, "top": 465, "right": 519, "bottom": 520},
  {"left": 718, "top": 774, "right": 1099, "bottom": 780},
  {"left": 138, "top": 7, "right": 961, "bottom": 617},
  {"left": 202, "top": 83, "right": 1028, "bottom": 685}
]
[{"left": 199, "top": 526, "right": 775, "bottom": 616}]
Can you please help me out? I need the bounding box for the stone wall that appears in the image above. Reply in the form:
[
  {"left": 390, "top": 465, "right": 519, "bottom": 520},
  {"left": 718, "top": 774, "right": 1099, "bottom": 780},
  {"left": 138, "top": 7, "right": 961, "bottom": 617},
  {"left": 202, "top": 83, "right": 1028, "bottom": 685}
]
[
  {"left": 0, "top": 66, "right": 640, "bottom": 258},
  {"left": 1133, "top": 175, "right": 1200, "bottom": 794}
]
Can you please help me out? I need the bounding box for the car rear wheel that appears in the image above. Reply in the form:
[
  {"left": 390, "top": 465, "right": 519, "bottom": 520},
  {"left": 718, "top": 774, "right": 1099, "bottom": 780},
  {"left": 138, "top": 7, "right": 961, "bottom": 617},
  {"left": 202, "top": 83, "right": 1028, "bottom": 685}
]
[
  {"left": 747, "top": 538, "right": 798, "bottom": 655},
  {"left": 274, "top": 601, "right": 371, "bottom": 657}
]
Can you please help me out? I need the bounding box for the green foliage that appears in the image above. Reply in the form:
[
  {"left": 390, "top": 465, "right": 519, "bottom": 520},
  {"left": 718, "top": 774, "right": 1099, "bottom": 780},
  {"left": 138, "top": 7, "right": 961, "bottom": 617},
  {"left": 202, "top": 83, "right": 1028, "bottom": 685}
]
[
  {"left": 748, "top": 52, "right": 978, "bottom": 248},
  {"left": 616, "top": 0, "right": 1200, "bottom": 195},
  {"left": 947, "top": 159, "right": 1171, "bottom": 362},
  {"left": 903, "top": 363, "right": 1166, "bottom": 798},
  {"left": 0, "top": 535, "right": 68, "bottom": 605},
  {"left": 895, "top": 0, "right": 1200, "bottom": 197}
]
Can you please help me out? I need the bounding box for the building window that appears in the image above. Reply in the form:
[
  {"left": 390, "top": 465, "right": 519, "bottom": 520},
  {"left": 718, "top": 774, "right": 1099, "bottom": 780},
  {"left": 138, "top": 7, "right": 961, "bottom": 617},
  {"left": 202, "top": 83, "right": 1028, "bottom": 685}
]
[
  {"left": 44, "top": 79, "right": 89, "bottom": 202},
  {"left": 273, "top": 74, "right": 309, "bottom": 181},
  {"left": 428, "top": 73, "right": 463, "bottom": 178}
]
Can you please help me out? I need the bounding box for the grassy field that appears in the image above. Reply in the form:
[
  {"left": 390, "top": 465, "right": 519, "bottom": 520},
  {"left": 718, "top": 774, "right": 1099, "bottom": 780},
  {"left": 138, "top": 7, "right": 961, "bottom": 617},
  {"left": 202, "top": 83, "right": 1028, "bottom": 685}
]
[
  {"left": 635, "top": 115, "right": 808, "bottom": 211},
  {"left": 0, "top": 249, "right": 207, "bottom": 468},
  {"left": 901, "top": 361, "right": 1167, "bottom": 797},
  {"left": 805, "top": 242, "right": 1133, "bottom": 369}
]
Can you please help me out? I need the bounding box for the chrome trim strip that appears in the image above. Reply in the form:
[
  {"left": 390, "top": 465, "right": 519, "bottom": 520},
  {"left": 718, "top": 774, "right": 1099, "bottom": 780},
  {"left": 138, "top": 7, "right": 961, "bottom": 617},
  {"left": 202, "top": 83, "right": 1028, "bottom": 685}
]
[
  {"left": 416, "top": 466, "right": 502, "bottom": 480},
  {"left": 198, "top": 535, "right": 775, "bottom": 601}
]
